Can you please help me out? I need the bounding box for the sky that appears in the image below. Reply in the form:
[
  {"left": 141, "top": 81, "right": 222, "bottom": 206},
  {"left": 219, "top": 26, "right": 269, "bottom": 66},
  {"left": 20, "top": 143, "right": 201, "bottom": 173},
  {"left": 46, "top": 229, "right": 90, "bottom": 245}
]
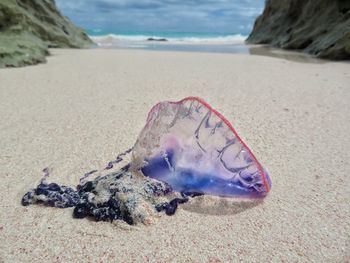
[{"left": 56, "top": 0, "right": 265, "bottom": 35}]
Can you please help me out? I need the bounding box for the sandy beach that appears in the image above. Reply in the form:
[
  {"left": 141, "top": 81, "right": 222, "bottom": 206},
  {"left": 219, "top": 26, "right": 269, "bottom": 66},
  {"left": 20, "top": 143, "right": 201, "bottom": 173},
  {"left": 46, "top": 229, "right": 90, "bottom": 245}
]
[{"left": 0, "top": 49, "right": 349, "bottom": 262}]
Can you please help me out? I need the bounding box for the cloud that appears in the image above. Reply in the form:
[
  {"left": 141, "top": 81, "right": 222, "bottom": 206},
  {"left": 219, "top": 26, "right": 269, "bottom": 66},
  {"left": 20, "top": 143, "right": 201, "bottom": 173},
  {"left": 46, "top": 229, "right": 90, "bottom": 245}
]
[
  {"left": 56, "top": 0, "right": 264, "bottom": 34},
  {"left": 96, "top": 0, "right": 163, "bottom": 11}
]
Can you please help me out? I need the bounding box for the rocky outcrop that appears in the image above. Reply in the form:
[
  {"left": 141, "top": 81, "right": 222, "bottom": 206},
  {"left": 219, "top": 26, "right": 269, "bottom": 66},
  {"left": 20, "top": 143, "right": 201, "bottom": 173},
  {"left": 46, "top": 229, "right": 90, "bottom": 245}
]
[
  {"left": 0, "top": 0, "right": 93, "bottom": 67},
  {"left": 247, "top": 0, "right": 350, "bottom": 60},
  {"left": 147, "top": 37, "right": 168, "bottom": 42}
]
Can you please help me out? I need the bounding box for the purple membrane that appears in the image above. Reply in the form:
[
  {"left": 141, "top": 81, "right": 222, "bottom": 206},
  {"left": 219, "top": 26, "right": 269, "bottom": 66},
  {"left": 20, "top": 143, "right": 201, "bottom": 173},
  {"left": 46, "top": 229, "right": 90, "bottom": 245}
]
[{"left": 133, "top": 97, "right": 271, "bottom": 198}]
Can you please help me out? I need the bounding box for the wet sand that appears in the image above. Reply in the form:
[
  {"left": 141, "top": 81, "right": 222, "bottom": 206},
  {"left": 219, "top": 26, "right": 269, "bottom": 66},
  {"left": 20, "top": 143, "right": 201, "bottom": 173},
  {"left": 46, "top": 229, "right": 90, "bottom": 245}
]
[
  {"left": 0, "top": 49, "right": 349, "bottom": 262},
  {"left": 91, "top": 37, "right": 326, "bottom": 63}
]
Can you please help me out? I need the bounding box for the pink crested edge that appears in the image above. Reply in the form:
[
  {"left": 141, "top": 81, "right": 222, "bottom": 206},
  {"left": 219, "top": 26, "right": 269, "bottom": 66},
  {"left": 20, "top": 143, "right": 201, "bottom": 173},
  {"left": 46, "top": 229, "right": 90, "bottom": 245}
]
[{"left": 145, "top": 96, "right": 270, "bottom": 193}]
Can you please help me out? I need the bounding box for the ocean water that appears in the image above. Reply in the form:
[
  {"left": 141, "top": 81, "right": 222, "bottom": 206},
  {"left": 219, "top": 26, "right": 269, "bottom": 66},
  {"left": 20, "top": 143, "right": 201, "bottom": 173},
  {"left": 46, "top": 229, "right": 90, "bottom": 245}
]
[{"left": 87, "top": 30, "right": 249, "bottom": 54}]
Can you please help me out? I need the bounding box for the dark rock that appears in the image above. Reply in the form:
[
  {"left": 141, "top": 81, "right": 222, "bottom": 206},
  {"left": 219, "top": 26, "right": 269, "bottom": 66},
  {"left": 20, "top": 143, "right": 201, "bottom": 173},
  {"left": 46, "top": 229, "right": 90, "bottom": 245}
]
[
  {"left": 247, "top": 0, "right": 350, "bottom": 60},
  {"left": 147, "top": 37, "right": 168, "bottom": 42},
  {"left": 0, "top": 0, "right": 93, "bottom": 67}
]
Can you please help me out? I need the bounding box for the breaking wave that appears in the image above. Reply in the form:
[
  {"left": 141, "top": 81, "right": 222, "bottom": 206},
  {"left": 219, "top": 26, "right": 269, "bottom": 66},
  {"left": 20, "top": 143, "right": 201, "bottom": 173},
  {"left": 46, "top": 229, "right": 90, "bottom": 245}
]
[{"left": 90, "top": 33, "right": 247, "bottom": 47}]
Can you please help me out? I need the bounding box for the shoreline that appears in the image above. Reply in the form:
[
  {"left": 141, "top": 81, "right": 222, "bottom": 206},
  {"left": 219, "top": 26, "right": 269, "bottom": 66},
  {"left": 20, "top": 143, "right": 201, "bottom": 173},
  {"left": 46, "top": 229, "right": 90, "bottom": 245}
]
[{"left": 88, "top": 42, "right": 331, "bottom": 64}]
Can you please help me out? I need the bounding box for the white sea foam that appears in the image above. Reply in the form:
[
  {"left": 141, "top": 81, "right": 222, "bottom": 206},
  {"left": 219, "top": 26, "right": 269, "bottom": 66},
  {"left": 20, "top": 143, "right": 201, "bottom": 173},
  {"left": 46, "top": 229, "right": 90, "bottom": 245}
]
[{"left": 90, "top": 34, "right": 247, "bottom": 47}]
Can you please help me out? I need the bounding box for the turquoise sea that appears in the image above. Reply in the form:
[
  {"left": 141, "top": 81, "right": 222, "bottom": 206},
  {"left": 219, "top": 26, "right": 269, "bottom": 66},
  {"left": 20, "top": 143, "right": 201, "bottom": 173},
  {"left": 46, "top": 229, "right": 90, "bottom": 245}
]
[{"left": 86, "top": 30, "right": 249, "bottom": 54}]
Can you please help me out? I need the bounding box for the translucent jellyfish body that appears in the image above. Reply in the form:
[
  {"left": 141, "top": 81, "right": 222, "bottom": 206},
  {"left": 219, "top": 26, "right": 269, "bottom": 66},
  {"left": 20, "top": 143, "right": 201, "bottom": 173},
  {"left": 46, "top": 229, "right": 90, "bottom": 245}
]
[{"left": 133, "top": 97, "right": 271, "bottom": 198}]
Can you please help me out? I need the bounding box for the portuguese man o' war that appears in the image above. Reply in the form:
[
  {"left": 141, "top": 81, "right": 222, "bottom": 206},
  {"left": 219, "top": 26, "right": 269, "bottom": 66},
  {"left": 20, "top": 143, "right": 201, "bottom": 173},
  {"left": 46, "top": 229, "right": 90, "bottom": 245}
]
[
  {"left": 133, "top": 97, "right": 271, "bottom": 197},
  {"left": 22, "top": 97, "right": 271, "bottom": 225}
]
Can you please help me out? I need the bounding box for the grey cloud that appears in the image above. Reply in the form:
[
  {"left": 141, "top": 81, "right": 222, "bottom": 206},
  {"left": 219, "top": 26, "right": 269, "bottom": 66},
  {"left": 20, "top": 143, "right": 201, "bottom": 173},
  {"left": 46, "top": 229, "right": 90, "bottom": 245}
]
[
  {"left": 56, "top": 0, "right": 264, "bottom": 34},
  {"left": 96, "top": 0, "right": 163, "bottom": 11}
]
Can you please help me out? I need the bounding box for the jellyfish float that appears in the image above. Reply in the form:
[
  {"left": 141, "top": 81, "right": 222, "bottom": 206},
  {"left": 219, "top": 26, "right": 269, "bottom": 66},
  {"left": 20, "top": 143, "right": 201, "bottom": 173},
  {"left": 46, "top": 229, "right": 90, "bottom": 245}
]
[
  {"left": 22, "top": 97, "right": 271, "bottom": 224},
  {"left": 133, "top": 97, "right": 271, "bottom": 197}
]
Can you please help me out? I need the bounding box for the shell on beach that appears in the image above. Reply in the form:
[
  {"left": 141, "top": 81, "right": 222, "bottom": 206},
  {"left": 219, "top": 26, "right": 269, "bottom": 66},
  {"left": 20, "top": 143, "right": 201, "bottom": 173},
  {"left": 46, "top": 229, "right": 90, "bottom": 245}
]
[{"left": 133, "top": 97, "right": 271, "bottom": 198}]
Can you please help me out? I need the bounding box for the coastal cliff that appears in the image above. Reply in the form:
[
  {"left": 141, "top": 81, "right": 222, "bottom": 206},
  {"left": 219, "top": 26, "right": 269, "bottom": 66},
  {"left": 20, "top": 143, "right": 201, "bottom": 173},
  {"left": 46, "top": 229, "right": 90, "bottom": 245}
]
[
  {"left": 0, "top": 0, "right": 93, "bottom": 67},
  {"left": 247, "top": 0, "right": 350, "bottom": 60}
]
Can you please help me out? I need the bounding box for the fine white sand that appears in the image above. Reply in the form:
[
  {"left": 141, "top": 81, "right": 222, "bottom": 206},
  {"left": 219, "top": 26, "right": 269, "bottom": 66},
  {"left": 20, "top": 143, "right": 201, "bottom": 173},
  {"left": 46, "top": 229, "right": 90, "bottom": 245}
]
[{"left": 0, "top": 49, "right": 349, "bottom": 262}]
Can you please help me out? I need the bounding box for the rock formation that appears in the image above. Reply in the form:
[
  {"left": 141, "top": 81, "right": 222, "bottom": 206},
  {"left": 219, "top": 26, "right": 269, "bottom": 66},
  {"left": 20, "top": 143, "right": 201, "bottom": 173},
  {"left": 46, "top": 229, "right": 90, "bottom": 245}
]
[
  {"left": 147, "top": 37, "right": 168, "bottom": 42},
  {"left": 0, "top": 0, "right": 93, "bottom": 67},
  {"left": 247, "top": 0, "right": 350, "bottom": 60}
]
